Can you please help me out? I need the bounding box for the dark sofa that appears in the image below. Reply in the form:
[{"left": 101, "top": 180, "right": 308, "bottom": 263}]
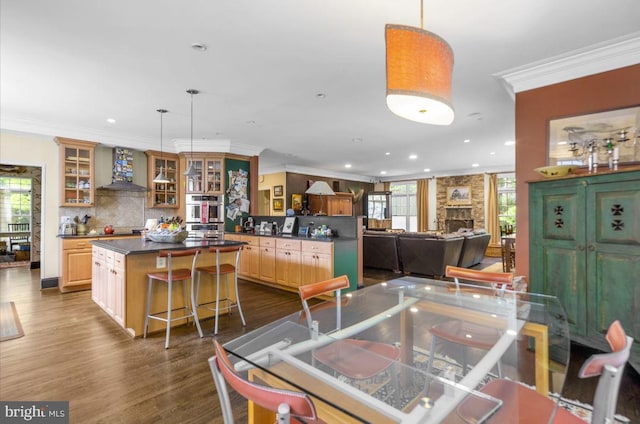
[
  {"left": 457, "top": 232, "right": 491, "bottom": 268},
  {"left": 363, "top": 232, "right": 401, "bottom": 272},
  {"left": 396, "top": 234, "right": 465, "bottom": 278}
]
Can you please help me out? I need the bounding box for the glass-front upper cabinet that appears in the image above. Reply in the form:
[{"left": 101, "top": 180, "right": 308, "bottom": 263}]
[
  {"left": 55, "top": 137, "right": 97, "bottom": 207},
  {"left": 146, "top": 151, "right": 179, "bottom": 208},
  {"left": 205, "top": 157, "right": 223, "bottom": 193},
  {"left": 184, "top": 155, "right": 224, "bottom": 194},
  {"left": 184, "top": 157, "right": 204, "bottom": 193}
]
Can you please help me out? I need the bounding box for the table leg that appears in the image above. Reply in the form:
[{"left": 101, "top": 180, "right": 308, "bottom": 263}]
[
  {"left": 521, "top": 322, "right": 549, "bottom": 396},
  {"left": 400, "top": 307, "right": 414, "bottom": 386}
]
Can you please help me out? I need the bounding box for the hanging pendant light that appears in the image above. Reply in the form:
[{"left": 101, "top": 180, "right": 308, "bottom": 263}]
[
  {"left": 153, "top": 109, "right": 170, "bottom": 183},
  {"left": 385, "top": 0, "right": 454, "bottom": 125},
  {"left": 183, "top": 89, "right": 200, "bottom": 177}
]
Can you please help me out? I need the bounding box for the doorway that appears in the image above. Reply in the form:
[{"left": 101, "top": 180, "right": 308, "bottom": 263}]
[
  {"left": 0, "top": 165, "right": 40, "bottom": 269},
  {"left": 258, "top": 189, "right": 270, "bottom": 215}
]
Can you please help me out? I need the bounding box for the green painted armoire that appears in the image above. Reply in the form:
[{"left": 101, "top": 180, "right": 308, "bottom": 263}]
[{"left": 529, "top": 169, "right": 639, "bottom": 372}]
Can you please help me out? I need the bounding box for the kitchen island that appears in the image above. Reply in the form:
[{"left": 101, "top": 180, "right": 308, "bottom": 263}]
[{"left": 90, "top": 238, "right": 244, "bottom": 337}]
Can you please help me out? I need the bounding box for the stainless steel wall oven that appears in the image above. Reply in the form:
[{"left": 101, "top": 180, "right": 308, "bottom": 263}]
[{"left": 185, "top": 194, "right": 224, "bottom": 239}]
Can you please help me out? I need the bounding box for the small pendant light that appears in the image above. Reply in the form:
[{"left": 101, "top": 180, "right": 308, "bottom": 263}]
[
  {"left": 153, "top": 109, "right": 170, "bottom": 183},
  {"left": 183, "top": 89, "right": 200, "bottom": 177}
]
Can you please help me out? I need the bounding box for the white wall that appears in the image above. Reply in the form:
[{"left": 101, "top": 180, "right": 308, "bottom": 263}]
[{"left": 0, "top": 131, "right": 60, "bottom": 281}]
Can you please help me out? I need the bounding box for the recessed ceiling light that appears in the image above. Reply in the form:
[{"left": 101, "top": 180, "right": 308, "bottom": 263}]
[
  {"left": 409, "top": 154, "right": 417, "bottom": 160},
  {"left": 245, "top": 120, "right": 256, "bottom": 125},
  {"left": 464, "top": 139, "right": 471, "bottom": 143},
  {"left": 490, "top": 151, "right": 496, "bottom": 155},
  {"left": 504, "top": 140, "right": 515, "bottom": 146},
  {"left": 352, "top": 137, "right": 363, "bottom": 143},
  {"left": 191, "top": 43, "right": 207, "bottom": 51},
  {"left": 380, "top": 171, "right": 387, "bottom": 175},
  {"left": 385, "top": 152, "right": 391, "bottom": 156},
  {"left": 423, "top": 168, "right": 430, "bottom": 172},
  {"left": 106, "top": 118, "right": 116, "bottom": 124},
  {"left": 344, "top": 163, "right": 352, "bottom": 168},
  {"left": 472, "top": 163, "right": 479, "bottom": 167},
  {"left": 316, "top": 93, "right": 326, "bottom": 99}
]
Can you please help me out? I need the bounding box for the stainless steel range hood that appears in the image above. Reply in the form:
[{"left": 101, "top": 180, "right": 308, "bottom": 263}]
[
  {"left": 98, "top": 180, "right": 149, "bottom": 192},
  {"left": 97, "top": 147, "right": 150, "bottom": 192}
]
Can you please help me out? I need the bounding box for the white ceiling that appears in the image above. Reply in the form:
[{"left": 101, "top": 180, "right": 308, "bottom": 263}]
[{"left": 1, "top": 0, "right": 639, "bottom": 182}]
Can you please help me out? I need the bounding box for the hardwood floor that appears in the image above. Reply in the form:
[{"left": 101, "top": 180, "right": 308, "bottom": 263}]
[{"left": 1, "top": 267, "right": 638, "bottom": 423}]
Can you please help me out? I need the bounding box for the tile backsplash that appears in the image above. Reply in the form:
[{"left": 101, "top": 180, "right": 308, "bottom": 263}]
[{"left": 59, "top": 190, "right": 170, "bottom": 235}]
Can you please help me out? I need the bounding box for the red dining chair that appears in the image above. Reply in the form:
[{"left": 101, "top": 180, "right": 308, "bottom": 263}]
[
  {"left": 298, "top": 276, "right": 401, "bottom": 387},
  {"left": 427, "top": 266, "right": 515, "bottom": 378},
  {"left": 209, "top": 339, "right": 326, "bottom": 424},
  {"left": 457, "top": 320, "right": 633, "bottom": 424}
]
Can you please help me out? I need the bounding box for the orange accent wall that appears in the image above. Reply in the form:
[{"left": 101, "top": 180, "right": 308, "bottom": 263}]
[{"left": 515, "top": 64, "right": 640, "bottom": 283}]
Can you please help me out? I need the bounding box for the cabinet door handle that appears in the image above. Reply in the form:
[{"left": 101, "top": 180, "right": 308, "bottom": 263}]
[
  {"left": 577, "top": 244, "right": 585, "bottom": 251},
  {"left": 588, "top": 245, "right": 595, "bottom": 252}
]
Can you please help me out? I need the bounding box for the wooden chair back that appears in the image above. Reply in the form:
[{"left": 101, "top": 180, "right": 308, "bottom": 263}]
[
  {"left": 580, "top": 320, "right": 633, "bottom": 424},
  {"left": 445, "top": 265, "right": 514, "bottom": 293},
  {"left": 7, "top": 223, "right": 29, "bottom": 250},
  {"left": 209, "top": 340, "right": 319, "bottom": 424},
  {"left": 298, "top": 275, "right": 349, "bottom": 332}
]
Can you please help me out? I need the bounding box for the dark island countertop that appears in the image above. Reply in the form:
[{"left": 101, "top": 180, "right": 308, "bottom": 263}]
[
  {"left": 58, "top": 233, "right": 140, "bottom": 239},
  {"left": 91, "top": 238, "right": 245, "bottom": 255},
  {"left": 226, "top": 232, "right": 354, "bottom": 243}
]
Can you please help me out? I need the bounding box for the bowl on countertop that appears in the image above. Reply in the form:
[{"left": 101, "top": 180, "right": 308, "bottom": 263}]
[
  {"left": 534, "top": 165, "right": 576, "bottom": 178},
  {"left": 146, "top": 230, "right": 188, "bottom": 243}
]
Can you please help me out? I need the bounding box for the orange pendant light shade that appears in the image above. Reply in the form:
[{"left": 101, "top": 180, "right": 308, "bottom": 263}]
[{"left": 385, "top": 24, "right": 454, "bottom": 125}]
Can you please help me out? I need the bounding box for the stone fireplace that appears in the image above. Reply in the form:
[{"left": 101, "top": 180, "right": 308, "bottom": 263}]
[{"left": 445, "top": 207, "right": 473, "bottom": 232}]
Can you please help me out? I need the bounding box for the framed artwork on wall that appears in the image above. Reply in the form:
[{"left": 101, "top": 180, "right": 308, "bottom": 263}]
[
  {"left": 291, "top": 193, "right": 302, "bottom": 211},
  {"left": 273, "top": 185, "right": 283, "bottom": 197},
  {"left": 273, "top": 198, "right": 284, "bottom": 211},
  {"left": 548, "top": 105, "right": 639, "bottom": 167},
  {"left": 446, "top": 186, "right": 471, "bottom": 205}
]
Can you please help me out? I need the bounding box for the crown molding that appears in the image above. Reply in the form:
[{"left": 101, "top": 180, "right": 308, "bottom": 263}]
[
  {"left": 0, "top": 115, "right": 159, "bottom": 150},
  {"left": 495, "top": 32, "right": 640, "bottom": 96},
  {"left": 259, "top": 163, "right": 373, "bottom": 183},
  {"left": 1, "top": 115, "right": 264, "bottom": 157},
  {"left": 172, "top": 139, "right": 263, "bottom": 157}
]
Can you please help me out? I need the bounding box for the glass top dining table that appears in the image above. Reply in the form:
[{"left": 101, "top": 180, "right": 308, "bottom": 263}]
[{"left": 223, "top": 276, "right": 570, "bottom": 423}]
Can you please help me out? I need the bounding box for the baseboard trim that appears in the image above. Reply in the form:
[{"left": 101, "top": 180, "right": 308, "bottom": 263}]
[{"left": 41, "top": 277, "right": 58, "bottom": 289}]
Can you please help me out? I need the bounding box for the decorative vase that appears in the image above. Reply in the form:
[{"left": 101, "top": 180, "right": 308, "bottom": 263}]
[{"left": 76, "top": 224, "right": 87, "bottom": 235}]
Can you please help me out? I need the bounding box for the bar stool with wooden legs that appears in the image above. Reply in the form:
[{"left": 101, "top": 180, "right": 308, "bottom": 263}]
[
  {"left": 144, "top": 248, "right": 203, "bottom": 349},
  {"left": 195, "top": 245, "right": 246, "bottom": 335}
]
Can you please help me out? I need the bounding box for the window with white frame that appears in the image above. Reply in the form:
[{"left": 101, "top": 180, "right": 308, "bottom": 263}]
[
  {"left": 390, "top": 181, "right": 417, "bottom": 232},
  {"left": 0, "top": 177, "right": 32, "bottom": 228},
  {"left": 497, "top": 174, "right": 516, "bottom": 230}
]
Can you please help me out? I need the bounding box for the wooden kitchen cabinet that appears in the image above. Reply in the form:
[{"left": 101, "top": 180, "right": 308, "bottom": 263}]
[
  {"left": 275, "top": 238, "right": 302, "bottom": 288},
  {"left": 106, "top": 249, "right": 126, "bottom": 327},
  {"left": 227, "top": 234, "right": 335, "bottom": 291},
  {"left": 328, "top": 193, "right": 354, "bottom": 216},
  {"left": 259, "top": 237, "right": 276, "bottom": 283},
  {"left": 55, "top": 137, "right": 97, "bottom": 207},
  {"left": 61, "top": 235, "right": 136, "bottom": 293},
  {"left": 308, "top": 192, "right": 353, "bottom": 216},
  {"left": 91, "top": 245, "right": 126, "bottom": 327},
  {"left": 182, "top": 154, "right": 224, "bottom": 194},
  {"left": 61, "top": 238, "right": 94, "bottom": 292},
  {"left": 228, "top": 234, "right": 260, "bottom": 280},
  {"left": 145, "top": 150, "right": 179, "bottom": 208},
  {"left": 529, "top": 169, "right": 640, "bottom": 371},
  {"left": 301, "top": 240, "right": 333, "bottom": 285},
  {"left": 91, "top": 246, "right": 107, "bottom": 308}
]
